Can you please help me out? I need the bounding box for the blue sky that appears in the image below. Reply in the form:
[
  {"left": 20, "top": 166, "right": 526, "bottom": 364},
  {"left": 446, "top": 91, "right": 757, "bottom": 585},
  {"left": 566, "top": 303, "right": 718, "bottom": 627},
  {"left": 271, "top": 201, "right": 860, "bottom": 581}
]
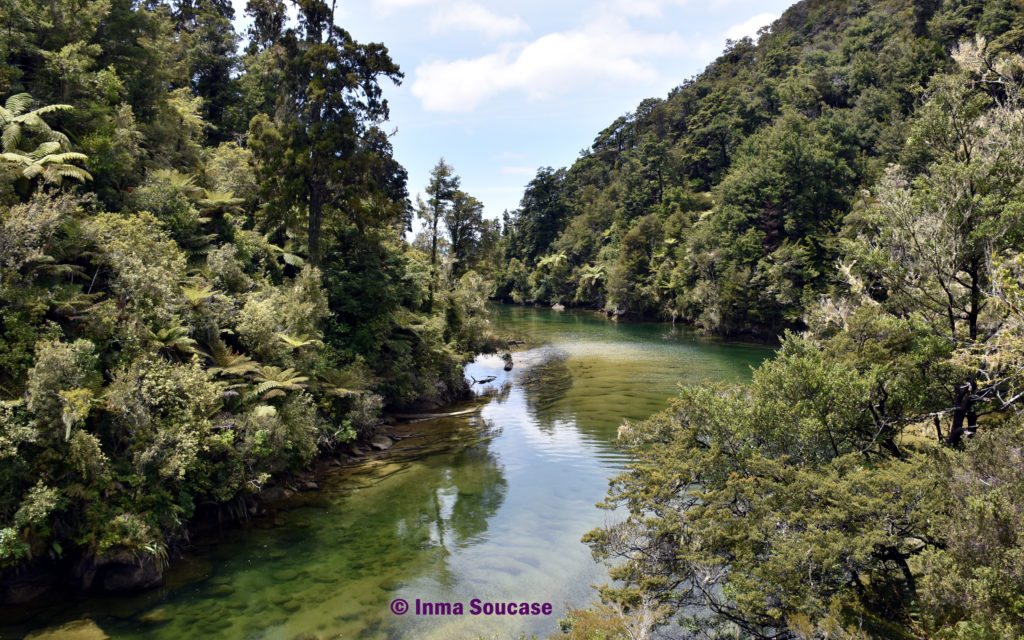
[{"left": 235, "top": 0, "right": 796, "bottom": 218}]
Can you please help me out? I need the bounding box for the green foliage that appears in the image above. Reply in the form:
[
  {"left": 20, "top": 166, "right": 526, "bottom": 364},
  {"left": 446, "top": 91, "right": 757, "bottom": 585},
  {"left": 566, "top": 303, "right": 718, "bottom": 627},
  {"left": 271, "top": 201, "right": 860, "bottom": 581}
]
[
  {"left": 0, "top": 93, "right": 91, "bottom": 189},
  {"left": 0, "top": 0, "right": 486, "bottom": 588},
  {"left": 499, "top": 0, "right": 1024, "bottom": 338},
  {"left": 581, "top": 34, "right": 1024, "bottom": 640}
]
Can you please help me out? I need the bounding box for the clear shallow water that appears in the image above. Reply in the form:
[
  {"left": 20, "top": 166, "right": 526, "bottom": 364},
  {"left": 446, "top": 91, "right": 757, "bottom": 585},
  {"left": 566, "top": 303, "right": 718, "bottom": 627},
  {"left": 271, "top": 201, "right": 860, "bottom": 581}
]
[{"left": 2, "top": 305, "right": 771, "bottom": 640}]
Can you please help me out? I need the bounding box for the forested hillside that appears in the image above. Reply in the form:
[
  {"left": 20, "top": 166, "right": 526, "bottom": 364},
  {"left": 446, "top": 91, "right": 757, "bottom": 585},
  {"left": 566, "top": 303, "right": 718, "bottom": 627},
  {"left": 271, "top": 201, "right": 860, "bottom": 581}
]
[
  {"left": 531, "top": 1, "right": 1024, "bottom": 638},
  {"left": 501, "top": 0, "right": 1024, "bottom": 336},
  {"left": 0, "top": 0, "right": 494, "bottom": 598}
]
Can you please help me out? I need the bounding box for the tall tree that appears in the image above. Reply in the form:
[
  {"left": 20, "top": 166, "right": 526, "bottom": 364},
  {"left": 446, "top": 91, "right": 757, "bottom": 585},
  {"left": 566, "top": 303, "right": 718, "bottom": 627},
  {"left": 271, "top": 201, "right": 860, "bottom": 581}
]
[
  {"left": 246, "top": 0, "right": 403, "bottom": 265},
  {"left": 507, "top": 166, "right": 569, "bottom": 265},
  {"left": 445, "top": 189, "right": 484, "bottom": 279},
  {"left": 417, "top": 158, "right": 459, "bottom": 309},
  {"left": 172, "top": 0, "right": 241, "bottom": 139}
]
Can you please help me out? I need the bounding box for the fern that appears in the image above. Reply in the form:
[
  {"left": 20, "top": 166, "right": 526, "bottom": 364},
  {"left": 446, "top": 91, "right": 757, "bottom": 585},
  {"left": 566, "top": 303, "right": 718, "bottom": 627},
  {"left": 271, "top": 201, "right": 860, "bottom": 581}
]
[
  {"left": 250, "top": 365, "right": 308, "bottom": 401},
  {"left": 277, "top": 333, "right": 323, "bottom": 350},
  {"left": 199, "top": 336, "right": 258, "bottom": 378},
  {"left": 149, "top": 324, "right": 199, "bottom": 358},
  {"left": 182, "top": 283, "right": 216, "bottom": 306}
]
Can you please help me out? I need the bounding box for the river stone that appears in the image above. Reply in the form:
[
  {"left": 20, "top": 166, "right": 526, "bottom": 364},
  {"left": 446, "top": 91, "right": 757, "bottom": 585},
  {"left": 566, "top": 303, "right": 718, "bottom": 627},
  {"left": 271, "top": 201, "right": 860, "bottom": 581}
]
[
  {"left": 26, "top": 619, "right": 109, "bottom": 640},
  {"left": 271, "top": 568, "right": 300, "bottom": 582},
  {"left": 138, "top": 607, "right": 171, "bottom": 625},
  {"left": 369, "top": 435, "right": 393, "bottom": 450}
]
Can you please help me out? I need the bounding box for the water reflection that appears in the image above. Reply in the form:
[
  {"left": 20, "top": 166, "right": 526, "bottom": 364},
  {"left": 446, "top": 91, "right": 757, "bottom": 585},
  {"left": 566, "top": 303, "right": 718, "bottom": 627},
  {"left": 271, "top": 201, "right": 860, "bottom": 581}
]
[{"left": 2, "top": 305, "right": 771, "bottom": 640}]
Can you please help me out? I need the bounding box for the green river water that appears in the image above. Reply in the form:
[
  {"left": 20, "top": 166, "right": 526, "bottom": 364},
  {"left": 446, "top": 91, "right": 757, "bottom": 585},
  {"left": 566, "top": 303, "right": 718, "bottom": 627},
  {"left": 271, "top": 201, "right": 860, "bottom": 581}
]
[{"left": 2, "top": 305, "right": 771, "bottom": 640}]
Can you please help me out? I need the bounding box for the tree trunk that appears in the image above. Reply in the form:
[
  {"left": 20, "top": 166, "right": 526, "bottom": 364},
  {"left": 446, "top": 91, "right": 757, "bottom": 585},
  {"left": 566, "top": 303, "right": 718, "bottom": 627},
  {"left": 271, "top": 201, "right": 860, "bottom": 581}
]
[
  {"left": 428, "top": 213, "right": 439, "bottom": 311},
  {"left": 947, "top": 382, "right": 972, "bottom": 447}
]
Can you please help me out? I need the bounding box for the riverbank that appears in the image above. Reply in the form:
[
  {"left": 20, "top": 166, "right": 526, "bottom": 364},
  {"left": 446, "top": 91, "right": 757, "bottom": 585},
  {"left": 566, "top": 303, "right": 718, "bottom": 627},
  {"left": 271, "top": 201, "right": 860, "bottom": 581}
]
[{"left": 0, "top": 305, "right": 772, "bottom": 639}]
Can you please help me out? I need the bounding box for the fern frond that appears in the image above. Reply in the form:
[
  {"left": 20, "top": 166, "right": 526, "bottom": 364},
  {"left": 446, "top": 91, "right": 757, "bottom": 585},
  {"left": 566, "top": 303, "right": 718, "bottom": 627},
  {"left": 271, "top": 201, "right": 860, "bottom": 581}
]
[
  {"left": 2, "top": 122, "right": 20, "bottom": 151},
  {"left": 30, "top": 141, "right": 61, "bottom": 159},
  {"left": 46, "top": 165, "right": 92, "bottom": 182},
  {"left": 277, "top": 333, "right": 323, "bottom": 349},
  {"left": 4, "top": 93, "right": 32, "bottom": 115},
  {"left": 182, "top": 284, "right": 216, "bottom": 306},
  {"left": 28, "top": 103, "right": 73, "bottom": 116},
  {"left": 43, "top": 152, "right": 88, "bottom": 164},
  {"left": 0, "top": 152, "right": 30, "bottom": 165}
]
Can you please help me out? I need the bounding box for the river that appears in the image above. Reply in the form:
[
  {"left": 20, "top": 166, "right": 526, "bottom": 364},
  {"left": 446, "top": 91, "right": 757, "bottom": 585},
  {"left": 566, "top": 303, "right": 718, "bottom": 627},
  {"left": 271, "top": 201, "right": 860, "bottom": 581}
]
[{"left": 2, "top": 305, "right": 771, "bottom": 640}]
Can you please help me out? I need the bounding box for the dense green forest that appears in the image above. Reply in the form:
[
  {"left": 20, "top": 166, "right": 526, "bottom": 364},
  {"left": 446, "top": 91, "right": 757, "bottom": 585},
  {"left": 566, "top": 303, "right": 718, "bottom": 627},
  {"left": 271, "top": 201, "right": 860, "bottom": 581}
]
[
  {"left": 6, "top": 0, "right": 1024, "bottom": 638},
  {"left": 0, "top": 0, "right": 497, "bottom": 598},
  {"left": 529, "top": 1, "right": 1024, "bottom": 639},
  {"left": 499, "top": 0, "right": 1024, "bottom": 337}
]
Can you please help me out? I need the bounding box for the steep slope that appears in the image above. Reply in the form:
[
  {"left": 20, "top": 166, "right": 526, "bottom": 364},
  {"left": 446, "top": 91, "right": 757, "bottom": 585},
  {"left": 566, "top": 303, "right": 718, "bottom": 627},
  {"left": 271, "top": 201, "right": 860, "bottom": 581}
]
[{"left": 500, "top": 0, "right": 1024, "bottom": 335}]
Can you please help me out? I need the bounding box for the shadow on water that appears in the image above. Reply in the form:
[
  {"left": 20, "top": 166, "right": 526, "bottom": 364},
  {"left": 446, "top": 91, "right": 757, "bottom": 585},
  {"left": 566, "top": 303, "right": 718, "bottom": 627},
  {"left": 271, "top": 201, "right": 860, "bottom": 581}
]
[{"left": 1, "top": 304, "right": 772, "bottom": 640}]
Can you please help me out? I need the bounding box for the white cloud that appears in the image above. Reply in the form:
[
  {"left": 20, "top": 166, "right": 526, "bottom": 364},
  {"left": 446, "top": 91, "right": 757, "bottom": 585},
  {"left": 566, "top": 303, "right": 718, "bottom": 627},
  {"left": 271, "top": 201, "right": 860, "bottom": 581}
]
[
  {"left": 429, "top": 2, "right": 526, "bottom": 38},
  {"left": 725, "top": 12, "right": 777, "bottom": 41},
  {"left": 607, "top": 0, "right": 756, "bottom": 18},
  {"left": 411, "top": 16, "right": 693, "bottom": 113},
  {"left": 500, "top": 166, "right": 536, "bottom": 175},
  {"left": 372, "top": 0, "right": 438, "bottom": 17}
]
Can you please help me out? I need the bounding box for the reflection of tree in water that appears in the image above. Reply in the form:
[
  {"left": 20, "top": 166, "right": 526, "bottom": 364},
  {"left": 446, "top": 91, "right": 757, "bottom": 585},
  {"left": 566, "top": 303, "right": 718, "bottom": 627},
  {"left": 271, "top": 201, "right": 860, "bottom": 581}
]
[
  {"left": 444, "top": 442, "right": 507, "bottom": 547},
  {"left": 375, "top": 420, "right": 508, "bottom": 590},
  {"left": 517, "top": 347, "right": 574, "bottom": 432}
]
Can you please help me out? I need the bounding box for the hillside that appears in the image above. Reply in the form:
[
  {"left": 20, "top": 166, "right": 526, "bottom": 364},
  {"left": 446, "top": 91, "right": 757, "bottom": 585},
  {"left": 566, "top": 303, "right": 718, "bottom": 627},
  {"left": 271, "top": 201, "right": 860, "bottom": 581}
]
[{"left": 500, "top": 0, "right": 1024, "bottom": 336}]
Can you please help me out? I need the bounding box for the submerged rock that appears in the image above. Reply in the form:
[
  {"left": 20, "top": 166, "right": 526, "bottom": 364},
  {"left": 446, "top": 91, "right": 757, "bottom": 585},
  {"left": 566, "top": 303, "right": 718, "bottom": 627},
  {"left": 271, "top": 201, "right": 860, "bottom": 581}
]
[
  {"left": 26, "top": 618, "right": 109, "bottom": 640},
  {"left": 260, "top": 486, "right": 295, "bottom": 502},
  {"left": 138, "top": 607, "right": 171, "bottom": 625}
]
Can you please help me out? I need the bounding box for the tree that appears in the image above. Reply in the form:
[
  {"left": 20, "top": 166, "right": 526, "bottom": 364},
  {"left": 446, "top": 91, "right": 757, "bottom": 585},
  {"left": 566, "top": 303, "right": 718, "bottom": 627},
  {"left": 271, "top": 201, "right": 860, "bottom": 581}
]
[
  {"left": 416, "top": 158, "right": 459, "bottom": 309},
  {"left": 171, "top": 0, "right": 241, "bottom": 139},
  {"left": 847, "top": 41, "right": 1024, "bottom": 445},
  {"left": 445, "top": 189, "right": 484, "bottom": 279},
  {"left": 506, "top": 166, "right": 570, "bottom": 265},
  {"left": 246, "top": 0, "right": 403, "bottom": 266}
]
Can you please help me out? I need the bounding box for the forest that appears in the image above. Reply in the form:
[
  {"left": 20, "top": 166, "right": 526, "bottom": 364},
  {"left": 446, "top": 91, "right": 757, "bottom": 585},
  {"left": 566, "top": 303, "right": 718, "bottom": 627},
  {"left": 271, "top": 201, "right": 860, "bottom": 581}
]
[
  {"left": 3, "top": 0, "right": 1024, "bottom": 638},
  {"left": 0, "top": 0, "right": 498, "bottom": 600},
  {"left": 538, "top": 0, "right": 1024, "bottom": 638}
]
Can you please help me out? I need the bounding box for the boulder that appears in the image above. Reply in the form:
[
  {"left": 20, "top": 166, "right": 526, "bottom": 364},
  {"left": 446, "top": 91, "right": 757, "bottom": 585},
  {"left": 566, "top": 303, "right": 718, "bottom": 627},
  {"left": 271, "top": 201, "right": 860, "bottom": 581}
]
[
  {"left": 99, "top": 552, "right": 164, "bottom": 592},
  {"left": 26, "top": 619, "right": 109, "bottom": 640}
]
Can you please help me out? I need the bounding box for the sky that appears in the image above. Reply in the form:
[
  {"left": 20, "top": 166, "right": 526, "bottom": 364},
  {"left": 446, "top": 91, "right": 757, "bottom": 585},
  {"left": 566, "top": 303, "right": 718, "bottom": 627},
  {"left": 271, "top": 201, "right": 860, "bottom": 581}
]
[{"left": 233, "top": 0, "right": 796, "bottom": 219}]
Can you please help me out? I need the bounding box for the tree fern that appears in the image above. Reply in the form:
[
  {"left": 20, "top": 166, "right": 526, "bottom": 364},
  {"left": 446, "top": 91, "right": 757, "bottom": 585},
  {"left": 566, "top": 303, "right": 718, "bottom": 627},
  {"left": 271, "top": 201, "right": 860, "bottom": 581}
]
[
  {"left": 250, "top": 365, "right": 308, "bottom": 401},
  {"left": 277, "top": 333, "right": 323, "bottom": 350},
  {"left": 149, "top": 324, "right": 199, "bottom": 359},
  {"left": 199, "top": 336, "right": 258, "bottom": 378}
]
